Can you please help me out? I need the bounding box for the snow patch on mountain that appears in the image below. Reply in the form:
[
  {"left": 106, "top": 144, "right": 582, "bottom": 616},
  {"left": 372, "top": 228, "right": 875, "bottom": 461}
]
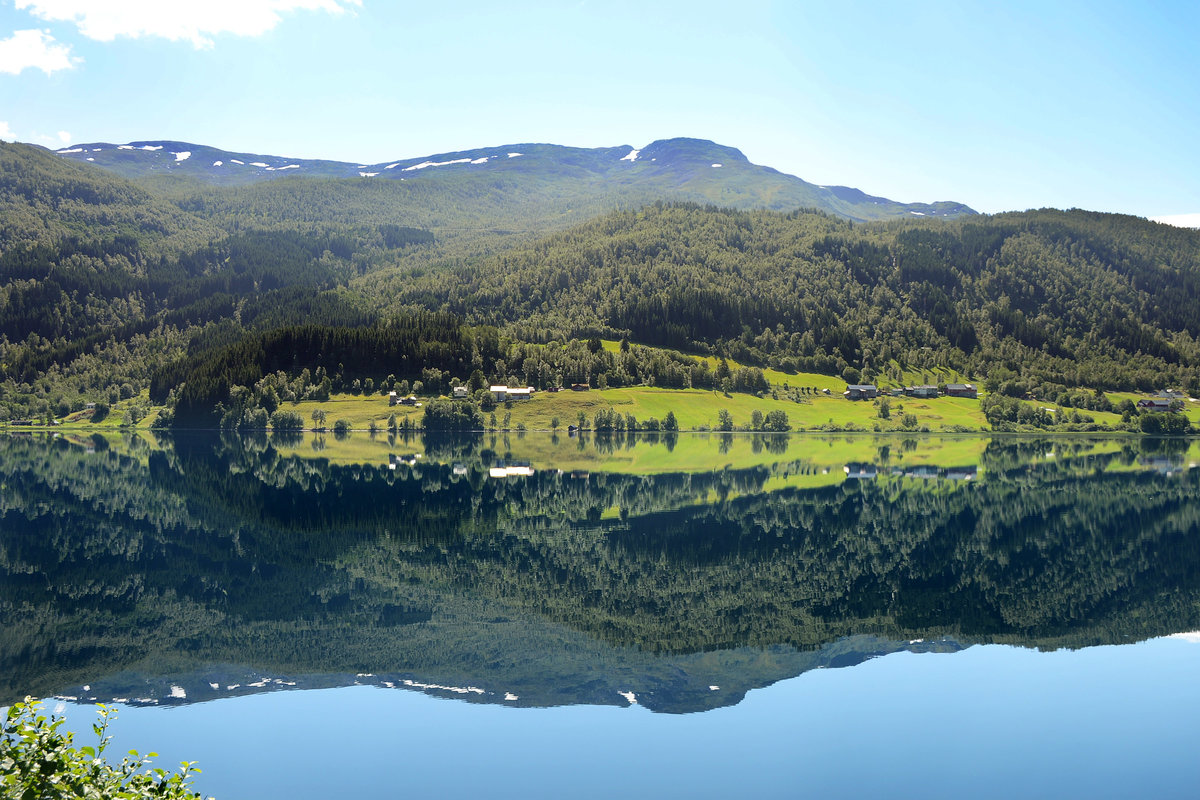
[
  {"left": 230, "top": 159, "right": 244, "bottom": 165},
  {"left": 621, "top": 147, "right": 640, "bottom": 162},
  {"left": 140, "top": 145, "right": 162, "bottom": 151},
  {"left": 402, "top": 157, "right": 472, "bottom": 172},
  {"left": 507, "top": 152, "right": 522, "bottom": 158},
  {"left": 359, "top": 171, "right": 379, "bottom": 177},
  {"left": 56, "top": 147, "right": 83, "bottom": 154},
  {"left": 249, "top": 162, "right": 268, "bottom": 168},
  {"left": 173, "top": 151, "right": 191, "bottom": 162},
  {"left": 213, "top": 160, "right": 223, "bottom": 166}
]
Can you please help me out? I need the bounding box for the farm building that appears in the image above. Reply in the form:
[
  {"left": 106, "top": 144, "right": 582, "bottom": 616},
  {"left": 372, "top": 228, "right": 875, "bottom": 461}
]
[{"left": 844, "top": 384, "right": 878, "bottom": 400}]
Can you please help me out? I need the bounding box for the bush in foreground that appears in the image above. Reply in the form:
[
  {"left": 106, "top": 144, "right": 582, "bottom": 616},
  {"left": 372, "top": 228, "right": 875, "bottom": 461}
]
[{"left": 1, "top": 698, "right": 206, "bottom": 799}]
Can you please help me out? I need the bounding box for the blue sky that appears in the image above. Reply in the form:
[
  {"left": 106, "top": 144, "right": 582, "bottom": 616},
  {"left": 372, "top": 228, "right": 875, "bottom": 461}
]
[{"left": 1, "top": 0, "right": 1197, "bottom": 219}]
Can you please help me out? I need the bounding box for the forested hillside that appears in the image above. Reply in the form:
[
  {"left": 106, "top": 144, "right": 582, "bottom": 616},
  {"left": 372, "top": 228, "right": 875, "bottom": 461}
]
[
  {"left": 2, "top": 139, "right": 1198, "bottom": 426},
  {"left": 375, "top": 203, "right": 1200, "bottom": 397},
  {"left": 0, "top": 143, "right": 431, "bottom": 422}
]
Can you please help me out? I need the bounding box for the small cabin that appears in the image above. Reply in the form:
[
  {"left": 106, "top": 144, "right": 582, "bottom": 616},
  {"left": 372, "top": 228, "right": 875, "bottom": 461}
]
[
  {"left": 844, "top": 384, "right": 878, "bottom": 401},
  {"left": 570, "top": 383, "right": 591, "bottom": 392},
  {"left": 945, "top": 384, "right": 978, "bottom": 399},
  {"left": 452, "top": 386, "right": 469, "bottom": 399},
  {"left": 491, "top": 385, "right": 533, "bottom": 401},
  {"left": 1137, "top": 398, "right": 1172, "bottom": 412},
  {"left": 906, "top": 385, "right": 939, "bottom": 399}
]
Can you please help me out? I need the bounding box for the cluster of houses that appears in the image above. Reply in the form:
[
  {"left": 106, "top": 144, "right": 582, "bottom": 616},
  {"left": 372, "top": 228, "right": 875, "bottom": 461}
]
[
  {"left": 390, "top": 385, "right": 537, "bottom": 404},
  {"left": 388, "top": 383, "right": 590, "bottom": 404},
  {"left": 1137, "top": 390, "right": 1188, "bottom": 412},
  {"left": 844, "top": 383, "right": 978, "bottom": 400},
  {"left": 485, "top": 384, "right": 588, "bottom": 400}
]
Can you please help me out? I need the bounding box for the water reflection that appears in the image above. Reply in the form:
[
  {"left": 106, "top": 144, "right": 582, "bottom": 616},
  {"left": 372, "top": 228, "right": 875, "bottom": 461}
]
[{"left": 1, "top": 431, "right": 1198, "bottom": 713}]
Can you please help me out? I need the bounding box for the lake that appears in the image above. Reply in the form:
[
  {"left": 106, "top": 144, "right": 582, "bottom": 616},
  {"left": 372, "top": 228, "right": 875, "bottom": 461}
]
[{"left": 3, "top": 430, "right": 1200, "bottom": 798}]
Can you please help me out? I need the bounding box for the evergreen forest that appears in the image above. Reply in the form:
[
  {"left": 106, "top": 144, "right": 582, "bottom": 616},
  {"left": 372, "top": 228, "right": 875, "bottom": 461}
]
[{"left": 2, "top": 140, "right": 1199, "bottom": 426}]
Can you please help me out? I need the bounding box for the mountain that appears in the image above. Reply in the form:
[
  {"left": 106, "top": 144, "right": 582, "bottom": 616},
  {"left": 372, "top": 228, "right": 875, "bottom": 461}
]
[
  {"left": 3, "top": 137, "right": 1198, "bottom": 427},
  {"left": 0, "top": 139, "right": 218, "bottom": 250},
  {"left": 51, "top": 136, "right": 976, "bottom": 222}
]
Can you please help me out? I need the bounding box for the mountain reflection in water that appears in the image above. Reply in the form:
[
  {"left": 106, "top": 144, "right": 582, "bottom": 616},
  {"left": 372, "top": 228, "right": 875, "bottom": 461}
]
[{"left": 2, "top": 430, "right": 1198, "bottom": 714}]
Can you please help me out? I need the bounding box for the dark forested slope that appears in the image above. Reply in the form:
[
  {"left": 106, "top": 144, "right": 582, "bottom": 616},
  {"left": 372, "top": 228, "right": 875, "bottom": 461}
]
[
  {"left": 376, "top": 203, "right": 1200, "bottom": 395},
  {"left": 0, "top": 143, "right": 430, "bottom": 419}
]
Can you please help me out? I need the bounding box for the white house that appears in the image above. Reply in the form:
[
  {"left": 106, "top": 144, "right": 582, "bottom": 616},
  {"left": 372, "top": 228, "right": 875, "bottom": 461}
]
[{"left": 491, "top": 385, "right": 533, "bottom": 401}]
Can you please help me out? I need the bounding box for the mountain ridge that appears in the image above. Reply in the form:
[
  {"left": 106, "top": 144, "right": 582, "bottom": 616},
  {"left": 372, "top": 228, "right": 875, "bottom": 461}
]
[{"left": 49, "top": 135, "right": 977, "bottom": 222}]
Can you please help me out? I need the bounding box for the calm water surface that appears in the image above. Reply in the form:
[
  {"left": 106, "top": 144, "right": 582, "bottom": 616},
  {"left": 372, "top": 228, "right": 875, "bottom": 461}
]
[{"left": 3, "top": 430, "right": 1199, "bottom": 797}]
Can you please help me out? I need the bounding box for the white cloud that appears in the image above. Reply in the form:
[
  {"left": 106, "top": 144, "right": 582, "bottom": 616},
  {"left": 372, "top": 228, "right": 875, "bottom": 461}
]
[
  {"left": 0, "top": 121, "right": 15, "bottom": 140},
  {"left": 1152, "top": 213, "right": 1200, "bottom": 229},
  {"left": 0, "top": 29, "right": 77, "bottom": 75},
  {"left": 29, "top": 129, "right": 71, "bottom": 147},
  {"left": 15, "top": 0, "right": 362, "bottom": 49}
]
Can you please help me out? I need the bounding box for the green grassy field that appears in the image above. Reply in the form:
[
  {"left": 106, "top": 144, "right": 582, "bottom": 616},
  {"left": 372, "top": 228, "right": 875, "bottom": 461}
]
[
  {"left": 22, "top": 347, "right": 1196, "bottom": 440},
  {"left": 600, "top": 340, "right": 974, "bottom": 392},
  {"left": 502, "top": 386, "right": 999, "bottom": 433},
  {"left": 24, "top": 383, "right": 1189, "bottom": 437}
]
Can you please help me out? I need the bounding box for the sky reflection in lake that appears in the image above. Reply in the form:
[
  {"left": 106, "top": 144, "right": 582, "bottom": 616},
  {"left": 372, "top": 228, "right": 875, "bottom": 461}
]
[{"left": 53, "top": 636, "right": 1200, "bottom": 800}]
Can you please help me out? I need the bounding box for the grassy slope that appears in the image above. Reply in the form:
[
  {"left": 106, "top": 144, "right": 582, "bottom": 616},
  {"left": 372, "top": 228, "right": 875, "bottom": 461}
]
[
  {"left": 256, "top": 386, "right": 985, "bottom": 433},
  {"left": 32, "top": 385, "right": 1187, "bottom": 436},
  {"left": 26, "top": 342, "right": 1197, "bottom": 437}
]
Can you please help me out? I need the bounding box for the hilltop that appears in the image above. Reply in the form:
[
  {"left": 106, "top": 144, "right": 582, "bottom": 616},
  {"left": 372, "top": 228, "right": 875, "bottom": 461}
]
[{"left": 52, "top": 136, "right": 976, "bottom": 223}]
